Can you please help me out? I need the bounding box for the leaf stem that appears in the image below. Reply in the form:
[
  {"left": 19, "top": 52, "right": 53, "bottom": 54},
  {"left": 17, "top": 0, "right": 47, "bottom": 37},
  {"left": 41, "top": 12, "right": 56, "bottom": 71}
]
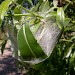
[
  {"left": 5, "top": 14, "right": 31, "bottom": 17},
  {"left": 12, "top": 1, "right": 43, "bottom": 19},
  {"left": 65, "top": 0, "right": 73, "bottom": 4}
]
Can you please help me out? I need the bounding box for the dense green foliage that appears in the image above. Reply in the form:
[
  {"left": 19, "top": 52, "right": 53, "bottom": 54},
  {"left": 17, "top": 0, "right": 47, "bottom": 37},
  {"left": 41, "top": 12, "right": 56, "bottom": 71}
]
[{"left": 0, "top": 0, "right": 75, "bottom": 75}]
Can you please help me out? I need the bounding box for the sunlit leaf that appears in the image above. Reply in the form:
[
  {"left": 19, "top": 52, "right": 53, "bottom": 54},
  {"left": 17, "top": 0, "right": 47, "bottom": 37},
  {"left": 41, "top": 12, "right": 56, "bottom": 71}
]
[
  {"left": 57, "top": 7, "right": 65, "bottom": 23},
  {"left": 30, "top": 22, "right": 40, "bottom": 33},
  {"left": 26, "top": 0, "right": 33, "bottom": 6},
  {"left": 46, "top": 11, "right": 57, "bottom": 18},
  {"left": 56, "top": 7, "right": 65, "bottom": 29},
  {"left": 39, "top": 1, "right": 50, "bottom": 12},
  {"left": 14, "top": 7, "right": 22, "bottom": 22},
  {"left": 30, "top": 3, "right": 40, "bottom": 12},
  {"left": 0, "top": 0, "right": 13, "bottom": 26},
  {"left": 53, "top": 0, "right": 58, "bottom": 7}
]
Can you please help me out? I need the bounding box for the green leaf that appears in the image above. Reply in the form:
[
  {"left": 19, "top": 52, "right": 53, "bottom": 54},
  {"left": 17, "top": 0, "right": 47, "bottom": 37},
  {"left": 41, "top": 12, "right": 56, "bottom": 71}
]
[
  {"left": 64, "top": 3, "right": 70, "bottom": 11},
  {"left": 64, "top": 18, "right": 71, "bottom": 27},
  {"left": 39, "top": 2, "right": 45, "bottom": 12},
  {"left": 38, "top": 0, "right": 43, "bottom": 3},
  {"left": 29, "top": 18, "right": 41, "bottom": 33},
  {"left": 0, "top": 0, "right": 13, "bottom": 26},
  {"left": 30, "top": 22, "right": 41, "bottom": 33},
  {"left": 69, "top": 52, "right": 75, "bottom": 68},
  {"left": 14, "top": 7, "right": 22, "bottom": 22},
  {"left": 64, "top": 23, "right": 75, "bottom": 32},
  {"left": 17, "top": 0, "right": 23, "bottom": 4},
  {"left": 26, "top": 0, "right": 33, "bottom": 6},
  {"left": 30, "top": 3, "right": 40, "bottom": 12},
  {"left": 18, "top": 24, "right": 47, "bottom": 64},
  {"left": 64, "top": 44, "right": 74, "bottom": 58},
  {"left": 39, "top": 1, "right": 50, "bottom": 12},
  {"left": 57, "top": 7, "right": 65, "bottom": 23},
  {"left": 18, "top": 17, "right": 62, "bottom": 67},
  {"left": 56, "top": 7, "right": 65, "bottom": 29},
  {"left": 46, "top": 11, "right": 57, "bottom": 18}
]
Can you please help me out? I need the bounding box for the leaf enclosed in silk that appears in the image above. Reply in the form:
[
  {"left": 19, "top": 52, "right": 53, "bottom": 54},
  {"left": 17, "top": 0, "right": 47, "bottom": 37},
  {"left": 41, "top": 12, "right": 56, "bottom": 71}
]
[
  {"left": 18, "top": 24, "right": 47, "bottom": 59},
  {"left": 33, "top": 19, "right": 62, "bottom": 56}
]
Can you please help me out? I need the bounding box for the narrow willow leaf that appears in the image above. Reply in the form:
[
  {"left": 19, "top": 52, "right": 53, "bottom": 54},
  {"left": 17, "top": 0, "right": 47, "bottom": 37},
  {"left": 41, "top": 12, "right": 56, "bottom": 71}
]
[
  {"left": 49, "top": 11, "right": 57, "bottom": 16},
  {"left": 39, "top": 2, "right": 45, "bottom": 12},
  {"left": 30, "top": 3, "right": 40, "bottom": 12},
  {"left": 18, "top": 24, "right": 46, "bottom": 59},
  {"left": 18, "top": 26, "right": 35, "bottom": 57},
  {"left": 26, "top": 0, "right": 33, "bottom": 6},
  {"left": 64, "top": 44, "right": 74, "bottom": 58},
  {"left": 56, "top": 7, "right": 65, "bottom": 29},
  {"left": 17, "top": 0, "right": 23, "bottom": 4},
  {"left": 64, "top": 23, "right": 75, "bottom": 32},
  {"left": 39, "top": 1, "right": 50, "bottom": 12},
  {"left": 0, "top": 0, "right": 13, "bottom": 25},
  {"left": 29, "top": 18, "right": 41, "bottom": 33},
  {"left": 64, "top": 3, "right": 70, "bottom": 11},
  {"left": 38, "top": 0, "right": 43, "bottom": 3},
  {"left": 30, "top": 22, "right": 41, "bottom": 33},
  {"left": 14, "top": 7, "right": 22, "bottom": 22},
  {"left": 69, "top": 52, "right": 75, "bottom": 68},
  {"left": 46, "top": 11, "right": 57, "bottom": 18},
  {"left": 42, "top": 1, "right": 50, "bottom": 12},
  {"left": 64, "top": 18, "right": 71, "bottom": 27},
  {"left": 57, "top": 7, "right": 65, "bottom": 23},
  {"left": 29, "top": 19, "right": 35, "bottom": 25}
]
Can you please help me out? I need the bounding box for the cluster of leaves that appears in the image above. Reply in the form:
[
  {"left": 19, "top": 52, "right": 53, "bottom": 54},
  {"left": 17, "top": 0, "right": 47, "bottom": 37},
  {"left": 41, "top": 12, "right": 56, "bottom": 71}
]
[{"left": 0, "top": 0, "right": 75, "bottom": 75}]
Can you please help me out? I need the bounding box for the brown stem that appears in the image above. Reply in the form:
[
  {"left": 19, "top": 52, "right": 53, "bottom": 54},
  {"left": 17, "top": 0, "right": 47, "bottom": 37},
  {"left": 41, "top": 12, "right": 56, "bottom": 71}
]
[
  {"left": 57, "top": 0, "right": 64, "bottom": 7},
  {"left": 6, "top": 17, "right": 18, "bottom": 59}
]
